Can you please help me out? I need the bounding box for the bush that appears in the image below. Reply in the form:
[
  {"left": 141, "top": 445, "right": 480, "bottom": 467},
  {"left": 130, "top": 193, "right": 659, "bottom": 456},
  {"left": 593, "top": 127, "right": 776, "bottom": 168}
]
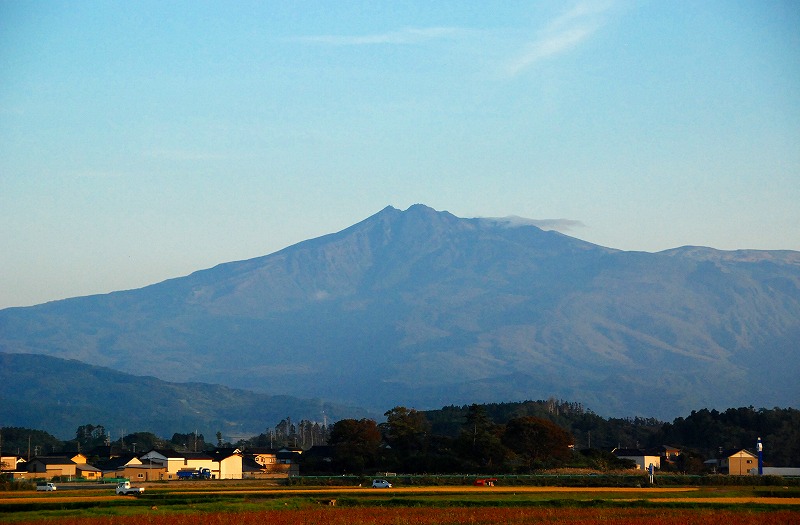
[{"left": 0, "top": 477, "right": 35, "bottom": 491}]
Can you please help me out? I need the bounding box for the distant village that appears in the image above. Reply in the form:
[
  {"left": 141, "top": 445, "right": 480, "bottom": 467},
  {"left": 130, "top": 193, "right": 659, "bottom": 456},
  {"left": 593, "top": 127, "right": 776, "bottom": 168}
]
[
  {"left": 2, "top": 445, "right": 298, "bottom": 482},
  {"left": 2, "top": 443, "right": 798, "bottom": 482}
]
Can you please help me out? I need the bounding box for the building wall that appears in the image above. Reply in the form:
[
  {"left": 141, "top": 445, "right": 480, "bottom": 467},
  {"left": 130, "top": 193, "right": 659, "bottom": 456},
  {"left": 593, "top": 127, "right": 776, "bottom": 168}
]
[
  {"left": 725, "top": 452, "right": 756, "bottom": 475},
  {"left": 181, "top": 458, "right": 215, "bottom": 473},
  {"left": 29, "top": 461, "right": 77, "bottom": 478},
  {"left": 1, "top": 456, "right": 22, "bottom": 471},
  {"left": 216, "top": 456, "right": 243, "bottom": 480},
  {"left": 253, "top": 453, "right": 277, "bottom": 466},
  {"left": 618, "top": 455, "right": 661, "bottom": 470},
  {"left": 119, "top": 465, "right": 167, "bottom": 481},
  {"left": 77, "top": 467, "right": 102, "bottom": 480}
]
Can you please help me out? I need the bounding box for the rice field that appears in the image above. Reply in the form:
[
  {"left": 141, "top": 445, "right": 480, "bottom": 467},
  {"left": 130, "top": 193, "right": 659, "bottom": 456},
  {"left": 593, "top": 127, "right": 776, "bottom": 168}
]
[
  {"left": 6, "top": 506, "right": 800, "bottom": 525},
  {"left": 2, "top": 483, "right": 798, "bottom": 524}
]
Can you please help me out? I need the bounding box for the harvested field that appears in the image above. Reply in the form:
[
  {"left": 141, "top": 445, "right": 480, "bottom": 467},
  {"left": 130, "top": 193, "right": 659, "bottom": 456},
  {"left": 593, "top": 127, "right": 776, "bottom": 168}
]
[
  {"left": 5, "top": 506, "right": 800, "bottom": 525},
  {"left": 2, "top": 483, "right": 798, "bottom": 524}
]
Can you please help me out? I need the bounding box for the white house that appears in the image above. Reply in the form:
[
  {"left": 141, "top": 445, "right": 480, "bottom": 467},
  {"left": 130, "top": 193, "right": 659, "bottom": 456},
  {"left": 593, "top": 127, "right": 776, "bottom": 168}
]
[{"left": 612, "top": 448, "right": 661, "bottom": 470}]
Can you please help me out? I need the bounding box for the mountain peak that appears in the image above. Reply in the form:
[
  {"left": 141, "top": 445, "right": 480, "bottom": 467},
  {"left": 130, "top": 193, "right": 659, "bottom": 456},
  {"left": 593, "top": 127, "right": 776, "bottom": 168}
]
[{"left": 1, "top": 205, "right": 798, "bottom": 420}]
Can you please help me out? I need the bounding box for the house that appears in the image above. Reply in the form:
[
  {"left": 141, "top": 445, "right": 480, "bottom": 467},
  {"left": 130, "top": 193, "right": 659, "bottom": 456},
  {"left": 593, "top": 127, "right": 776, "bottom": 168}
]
[
  {"left": 26, "top": 456, "right": 77, "bottom": 479},
  {"left": 720, "top": 448, "right": 757, "bottom": 476},
  {"left": 277, "top": 447, "right": 302, "bottom": 476},
  {"left": 70, "top": 453, "right": 102, "bottom": 480},
  {"left": 118, "top": 462, "right": 166, "bottom": 482},
  {"left": 612, "top": 448, "right": 661, "bottom": 471},
  {"left": 94, "top": 454, "right": 143, "bottom": 478},
  {"left": 248, "top": 447, "right": 279, "bottom": 469},
  {"left": 242, "top": 456, "right": 269, "bottom": 478},
  {"left": 0, "top": 455, "right": 27, "bottom": 480},
  {"left": 0, "top": 455, "right": 24, "bottom": 472},
  {"left": 208, "top": 448, "right": 243, "bottom": 480},
  {"left": 241, "top": 447, "right": 296, "bottom": 478},
  {"left": 660, "top": 445, "right": 681, "bottom": 462}
]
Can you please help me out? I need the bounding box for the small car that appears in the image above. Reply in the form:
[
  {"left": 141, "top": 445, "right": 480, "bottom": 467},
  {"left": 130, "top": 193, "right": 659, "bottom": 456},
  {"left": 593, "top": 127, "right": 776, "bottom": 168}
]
[{"left": 371, "top": 479, "right": 392, "bottom": 488}]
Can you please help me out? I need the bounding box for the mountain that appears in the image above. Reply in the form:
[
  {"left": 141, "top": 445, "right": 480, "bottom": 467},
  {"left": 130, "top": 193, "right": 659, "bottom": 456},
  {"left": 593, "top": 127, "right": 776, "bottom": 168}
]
[
  {"left": 1, "top": 204, "right": 798, "bottom": 420},
  {"left": 0, "top": 352, "right": 372, "bottom": 440}
]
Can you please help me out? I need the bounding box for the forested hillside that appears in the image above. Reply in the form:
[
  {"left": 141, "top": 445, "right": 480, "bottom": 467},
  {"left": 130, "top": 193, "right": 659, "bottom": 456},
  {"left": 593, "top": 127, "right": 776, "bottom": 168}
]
[
  {"left": 0, "top": 352, "right": 372, "bottom": 439},
  {"left": 423, "top": 401, "right": 800, "bottom": 467}
]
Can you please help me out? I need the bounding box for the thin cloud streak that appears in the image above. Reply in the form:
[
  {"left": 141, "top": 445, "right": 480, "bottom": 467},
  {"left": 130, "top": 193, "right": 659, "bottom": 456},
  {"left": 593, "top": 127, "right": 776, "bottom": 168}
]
[
  {"left": 506, "top": 27, "right": 594, "bottom": 76},
  {"left": 504, "top": 0, "right": 614, "bottom": 77},
  {"left": 295, "top": 26, "right": 467, "bottom": 46},
  {"left": 479, "top": 216, "right": 586, "bottom": 232}
]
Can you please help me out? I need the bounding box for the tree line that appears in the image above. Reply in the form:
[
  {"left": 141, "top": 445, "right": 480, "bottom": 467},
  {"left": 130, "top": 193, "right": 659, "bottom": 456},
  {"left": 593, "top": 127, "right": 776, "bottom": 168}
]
[
  {"left": 2, "top": 402, "right": 797, "bottom": 475},
  {"left": 302, "top": 405, "right": 591, "bottom": 475},
  {"left": 301, "top": 402, "right": 800, "bottom": 474}
]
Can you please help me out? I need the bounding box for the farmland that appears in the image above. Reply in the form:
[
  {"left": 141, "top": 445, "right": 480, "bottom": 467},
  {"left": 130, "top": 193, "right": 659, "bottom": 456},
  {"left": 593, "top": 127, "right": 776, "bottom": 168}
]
[{"left": 1, "top": 482, "right": 799, "bottom": 524}]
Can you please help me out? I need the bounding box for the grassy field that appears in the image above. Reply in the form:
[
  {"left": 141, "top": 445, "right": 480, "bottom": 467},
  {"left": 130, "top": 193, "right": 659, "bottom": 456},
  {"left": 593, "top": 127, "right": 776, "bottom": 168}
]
[{"left": 2, "top": 482, "right": 799, "bottom": 524}]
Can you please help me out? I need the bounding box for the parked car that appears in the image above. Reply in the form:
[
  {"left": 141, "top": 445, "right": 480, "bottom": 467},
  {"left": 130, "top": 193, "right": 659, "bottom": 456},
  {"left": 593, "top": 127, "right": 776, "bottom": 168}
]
[
  {"left": 371, "top": 479, "right": 392, "bottom": 488},
  {"left": 474, "top": 478, "right": 497, "bottom": 487}
]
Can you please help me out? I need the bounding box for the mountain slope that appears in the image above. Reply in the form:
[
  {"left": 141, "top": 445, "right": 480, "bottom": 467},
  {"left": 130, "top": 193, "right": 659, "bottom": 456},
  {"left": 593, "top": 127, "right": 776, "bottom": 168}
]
[
  {"left": 0, "top": 352, "right": 372, "bottom": 440},
  {"left": 1, "top": 204, "right": 798, "bottom": 419}
]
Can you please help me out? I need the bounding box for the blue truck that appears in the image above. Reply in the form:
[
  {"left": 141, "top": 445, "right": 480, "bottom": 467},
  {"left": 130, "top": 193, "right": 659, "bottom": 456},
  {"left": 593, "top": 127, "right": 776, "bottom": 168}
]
[{"left": 176, "top": 468, "right": 212, "bottom": 480}]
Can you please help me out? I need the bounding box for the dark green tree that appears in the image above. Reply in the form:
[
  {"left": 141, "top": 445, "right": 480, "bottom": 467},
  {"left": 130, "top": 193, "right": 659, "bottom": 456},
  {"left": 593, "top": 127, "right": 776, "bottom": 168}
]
[
  {"left": 457, "top": 404, "right": 507, "bottom": 471},
  {"left": 169, "top": 432, "right": 206, "bottom": 451},
  {"left": 328, "top": 418, "right": 382, "bottom": 473},
  {"left": 381, "top": 406, "right": 431, "bottom": 471},
  {"left": 118, "top": 432, "right": 163, "bottom": 453},
  {"left": 501, "top": 416, "right": 573, "bottom": 470},
  {"left": 75, "top": 424, "right": 108, "bottom": 452}
]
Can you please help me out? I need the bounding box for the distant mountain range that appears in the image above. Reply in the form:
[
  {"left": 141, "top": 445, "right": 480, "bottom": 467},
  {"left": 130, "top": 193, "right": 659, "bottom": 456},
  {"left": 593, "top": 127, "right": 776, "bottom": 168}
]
[
  {"left": 0, "top": 352, "right": 372, "bottom": 440},
  {"left": 1, "top": 204, "right": 798, "bottom": 424}
]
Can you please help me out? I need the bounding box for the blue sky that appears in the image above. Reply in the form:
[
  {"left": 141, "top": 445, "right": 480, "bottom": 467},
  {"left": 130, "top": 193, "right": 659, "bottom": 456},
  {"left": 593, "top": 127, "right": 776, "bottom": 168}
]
[{"left": 1, "top": 0, "right": 798, "bottom": 309}]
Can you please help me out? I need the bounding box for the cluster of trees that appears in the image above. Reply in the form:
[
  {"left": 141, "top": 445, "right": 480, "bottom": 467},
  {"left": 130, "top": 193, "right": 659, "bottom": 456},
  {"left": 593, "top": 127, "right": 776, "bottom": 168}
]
[
  {"left": 0, "top": 425, "right": 210, "bottom": 460},
  {"left": 423, "top": 402, "right": 800, "bottom": 467},
  {"left": 300, "top": 403, "right": 800, "bottom": 475},
  {"left": 244, "top": 417, "right": 330, "bottom": 449},
  {"left": 303, "top": 405, "right": 620, "bottom": 474},
  {"left": 2, "top": 402, "right": 797, "bottom": 476}
]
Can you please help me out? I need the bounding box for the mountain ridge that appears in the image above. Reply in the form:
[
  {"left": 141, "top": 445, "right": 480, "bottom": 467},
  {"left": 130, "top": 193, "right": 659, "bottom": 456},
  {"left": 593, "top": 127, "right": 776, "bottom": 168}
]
[
  {"left": 1, "top": 204, "right": 798, "bottom": 419},
  {"left": 0, "top": 351, "right": 374, "bottom": 440}
]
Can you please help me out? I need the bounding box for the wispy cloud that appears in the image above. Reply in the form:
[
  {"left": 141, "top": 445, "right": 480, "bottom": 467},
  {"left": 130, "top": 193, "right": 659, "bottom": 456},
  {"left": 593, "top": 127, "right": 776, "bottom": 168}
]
[
  {"left": 294, "top": 26, "right": 467, "bottom": 46},
  {"left": 479, "top": 216, "right": 586, "bottom": 232},
  {"left": 505, "top": 0, "right": 614, "bottom": 77}
]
